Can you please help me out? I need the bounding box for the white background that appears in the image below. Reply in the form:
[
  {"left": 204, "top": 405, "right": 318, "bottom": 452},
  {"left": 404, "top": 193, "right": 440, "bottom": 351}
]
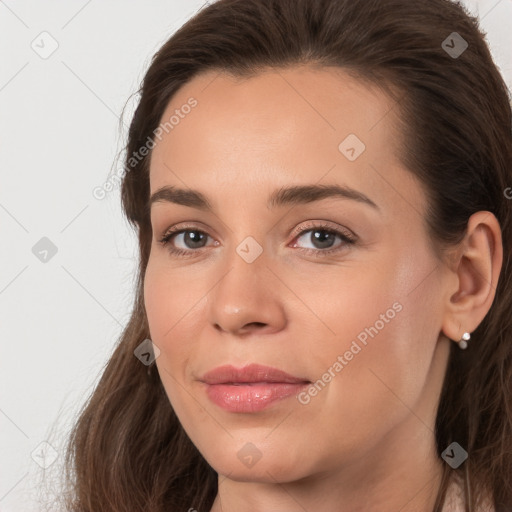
[{"left": 1, "top": 0, "right": 511, "bottom": 510}]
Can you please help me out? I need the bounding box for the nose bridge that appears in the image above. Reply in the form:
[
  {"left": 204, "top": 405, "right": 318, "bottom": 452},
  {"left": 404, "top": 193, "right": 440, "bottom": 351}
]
[
  {"left": 207, "top": 232, "right": 286, "bottom": 334},
  {"left": 220, "top": 206, "right": 270, "bottom": 272},
  {"left": 218, "top": 233, "right": 269, "bottom": 300}
]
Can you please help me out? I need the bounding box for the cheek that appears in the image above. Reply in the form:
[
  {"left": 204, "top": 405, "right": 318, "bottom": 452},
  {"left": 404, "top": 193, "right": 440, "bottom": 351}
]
[
  {"left": 144, "top": 261, "right": 173, "bottom": 344},
  {"left": 306, "top": 244, "right": 443, "bottom": 445},
  {"left": 143, "top": 256, "right": 208, "bottom": 406},
  {"left": 143, "top": 255, "right": 206, "bottom": 348}
]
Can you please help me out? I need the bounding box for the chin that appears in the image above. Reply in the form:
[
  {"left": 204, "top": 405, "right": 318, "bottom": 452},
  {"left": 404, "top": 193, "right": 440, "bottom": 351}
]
[{"left": 204, "top": 446, "right": 310, "bottom": 483}]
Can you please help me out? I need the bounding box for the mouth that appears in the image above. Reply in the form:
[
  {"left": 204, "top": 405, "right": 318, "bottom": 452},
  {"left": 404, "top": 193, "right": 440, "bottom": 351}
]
[
  {"left": 199, "top": 364, "right": 311, "bottom": 413},
  {"left": 199, "top": 363, "right": 310, "bottom": 385},
  {"left": 202, "top": 381, "right": 310, "bottom": 413}
]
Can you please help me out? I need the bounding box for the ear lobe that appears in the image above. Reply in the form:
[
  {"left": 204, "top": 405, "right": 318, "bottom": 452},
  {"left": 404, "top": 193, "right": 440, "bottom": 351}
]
[{"left": 441, "top": 211, "right": 503, "bottom": 342}]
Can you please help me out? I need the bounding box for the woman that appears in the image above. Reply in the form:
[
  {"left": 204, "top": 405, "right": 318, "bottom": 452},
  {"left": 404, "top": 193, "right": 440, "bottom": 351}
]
[{"left": 61, "top": 0, "right": 512, "bottom": 510}]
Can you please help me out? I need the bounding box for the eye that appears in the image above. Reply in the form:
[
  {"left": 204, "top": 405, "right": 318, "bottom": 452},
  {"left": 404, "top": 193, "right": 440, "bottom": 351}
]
[
  {"left": 290, "top": 222, "right": 356, "bottom": 256},
  {"left": 158, "top": 226, "right": 215, "bottom": 257},
  {"left": 157, "top": 221, "right": 357, "bottom": 258}
]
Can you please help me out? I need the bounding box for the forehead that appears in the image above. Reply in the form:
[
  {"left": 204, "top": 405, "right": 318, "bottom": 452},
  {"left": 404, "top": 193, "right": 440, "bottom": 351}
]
[{"left": 148, "top": 65, "right": 424, "bottom": 217}]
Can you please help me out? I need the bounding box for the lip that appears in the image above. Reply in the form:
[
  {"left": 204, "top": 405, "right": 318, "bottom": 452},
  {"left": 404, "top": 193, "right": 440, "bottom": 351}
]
[
  {"left": 199, "top": 364, "right": 310, "bottom": 413},
  {"left": 200, "top": 363, "right": 309, "bottom": 385}
]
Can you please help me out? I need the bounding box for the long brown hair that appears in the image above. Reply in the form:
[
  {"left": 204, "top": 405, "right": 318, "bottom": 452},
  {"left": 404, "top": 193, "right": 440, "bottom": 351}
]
[{"left": 58, "top": 0, "right": 512, "bottom": 510}]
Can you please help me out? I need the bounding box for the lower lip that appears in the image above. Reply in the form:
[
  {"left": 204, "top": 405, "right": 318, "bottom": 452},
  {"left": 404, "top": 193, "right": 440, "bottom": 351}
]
[{"left": 203, "top": 382, "right": 309, "bottom": 413}]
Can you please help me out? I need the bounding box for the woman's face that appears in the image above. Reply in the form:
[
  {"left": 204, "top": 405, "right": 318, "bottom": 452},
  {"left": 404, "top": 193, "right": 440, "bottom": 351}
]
[{"left": 144, "top": 66, "right": 452, "bottom": 485}]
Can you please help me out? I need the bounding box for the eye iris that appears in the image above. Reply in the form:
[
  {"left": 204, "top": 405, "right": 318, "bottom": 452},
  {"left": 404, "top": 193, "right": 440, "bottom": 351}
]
[
  {"left": 184, "top": 230, "right": 206, "bottom": 249},
  {"left": 312, "top": 230, "right": 335, "bottom": 249}
]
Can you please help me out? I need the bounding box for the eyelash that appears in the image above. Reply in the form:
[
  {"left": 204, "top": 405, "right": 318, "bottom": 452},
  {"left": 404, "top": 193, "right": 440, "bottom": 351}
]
[{"left": 157, "top": 222, "right": 357, "bottom": 258}]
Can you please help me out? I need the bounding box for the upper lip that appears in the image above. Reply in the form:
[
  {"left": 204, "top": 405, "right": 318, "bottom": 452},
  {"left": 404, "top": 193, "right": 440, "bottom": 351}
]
[{"left": 199, "top": 363, "right": 310, "bottom": 385}]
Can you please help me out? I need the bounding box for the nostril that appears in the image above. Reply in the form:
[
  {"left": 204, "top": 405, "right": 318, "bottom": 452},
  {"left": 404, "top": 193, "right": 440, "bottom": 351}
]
[{"left": 245, "top": 322, "right": 266, "bottom": 328}]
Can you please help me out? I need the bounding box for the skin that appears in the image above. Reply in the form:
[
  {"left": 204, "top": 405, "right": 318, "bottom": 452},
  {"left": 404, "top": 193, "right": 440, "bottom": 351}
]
[{"left": 143, "top": 65, "right": 502, "bottom": 512}]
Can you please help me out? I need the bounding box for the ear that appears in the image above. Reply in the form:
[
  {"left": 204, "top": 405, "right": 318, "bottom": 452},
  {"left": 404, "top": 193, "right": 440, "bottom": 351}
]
[{"left": 441, "top": 211, "right": 503, "bottom": 342}]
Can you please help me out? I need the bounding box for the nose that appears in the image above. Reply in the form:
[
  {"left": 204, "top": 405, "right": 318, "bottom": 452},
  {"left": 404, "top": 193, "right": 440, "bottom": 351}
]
[{"left": 208, "top": 247, "right": 287, "bottom": 337}]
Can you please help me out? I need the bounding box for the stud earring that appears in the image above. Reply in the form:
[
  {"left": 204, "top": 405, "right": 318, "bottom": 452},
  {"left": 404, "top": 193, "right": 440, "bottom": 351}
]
[{"left": 458, "top": 332, "right": 470, "bottom": 349}]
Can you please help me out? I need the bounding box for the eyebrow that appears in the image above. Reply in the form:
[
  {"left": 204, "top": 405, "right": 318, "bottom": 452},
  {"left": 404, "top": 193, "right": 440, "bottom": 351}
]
[{"left": 147, "top": 183, "right": 380, "bottom": 214}]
